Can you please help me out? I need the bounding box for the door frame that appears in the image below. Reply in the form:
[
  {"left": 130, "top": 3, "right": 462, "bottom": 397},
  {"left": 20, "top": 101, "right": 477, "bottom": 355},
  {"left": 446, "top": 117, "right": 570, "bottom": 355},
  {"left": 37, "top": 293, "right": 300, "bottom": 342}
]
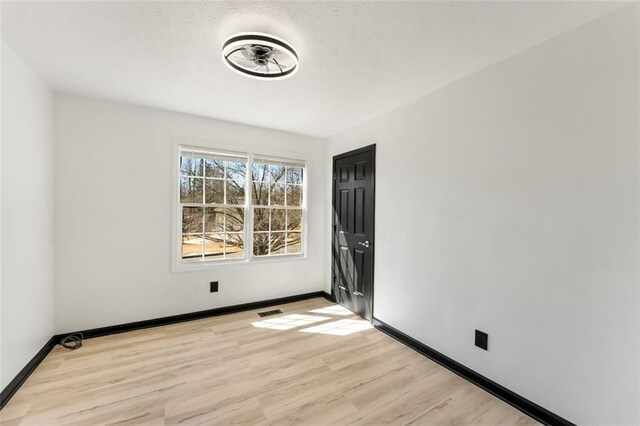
[{"left": 331, "top": 143, "right": 376, "bottom": 321}]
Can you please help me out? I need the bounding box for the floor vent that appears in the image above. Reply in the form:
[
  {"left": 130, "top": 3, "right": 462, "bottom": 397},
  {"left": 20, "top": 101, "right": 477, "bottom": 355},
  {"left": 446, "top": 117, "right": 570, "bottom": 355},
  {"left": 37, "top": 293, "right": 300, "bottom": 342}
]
[{"left": 258, "top": 309, "right": 283, "bottom": 318}]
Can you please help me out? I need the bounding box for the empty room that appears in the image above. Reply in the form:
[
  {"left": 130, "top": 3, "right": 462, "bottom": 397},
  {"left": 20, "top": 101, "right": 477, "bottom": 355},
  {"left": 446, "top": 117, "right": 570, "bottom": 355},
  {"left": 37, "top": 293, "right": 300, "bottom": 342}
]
[{"left": 1, "top": 1, "right": 638, "bottom": 425}]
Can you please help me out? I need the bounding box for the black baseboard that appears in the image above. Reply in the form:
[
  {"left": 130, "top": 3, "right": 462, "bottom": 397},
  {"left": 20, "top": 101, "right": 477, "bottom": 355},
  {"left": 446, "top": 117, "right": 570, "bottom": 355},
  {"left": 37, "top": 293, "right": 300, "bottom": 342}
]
[
  {"left": 1, "top": 290, "right": 326, "bottom": 411},
  {"left": 0, "top": 336, "right": 57, "bottom": 410},
  {"left": 54, "top": 291, "right": 325, "bottom": 340},
  {"left": 322, "top": 291, "right": 335, "bottom": 302},
  {"left": 372, "top": 318, "right": 574, "bottom": 426}
]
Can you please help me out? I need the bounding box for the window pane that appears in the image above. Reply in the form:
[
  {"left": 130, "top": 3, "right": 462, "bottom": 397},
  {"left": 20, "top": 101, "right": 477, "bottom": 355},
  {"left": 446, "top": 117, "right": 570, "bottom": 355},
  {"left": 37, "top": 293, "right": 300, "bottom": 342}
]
[
  {"left": 203, "top": 233, "right": 224, "bottom": 258},
  {"left": 270, "top": 183, "right": 285, "bottom": 206},
  {"left": 226, "top": 180, "right": 245, "bottom": 205},
  {"left": 270, "top": 165, "right": 286, "bottom": 184},
  {"left": 286, "top": 232, "right": 302, "bottom": 254},
  {"left": 205, "top": 207, "right": 224, "bottom": 232},
  {"left": 182, "top": 207, "right": 203, "bottom": 233},
  {"left": 252, "top": 163, "right": 269, "bottom": 183},
  {"left": 287, "top": 210, "right": 302, "bottom": 231},
  {"left": 252, "top": 181, "right": 269, "bottom": 206},
  {"left": 271, "top": 209, "right": 286, "bottom": 231},
  {"left": 253, "top": 233, "right": 269, "bottom": 256},
  {"left": 226, "top": 161, "right": 246, "bottom": 180},
  {"left": 225, "top": 233, "right": 244, "bottom": 258},
  {"left": 181, "top": 157, "right": 203, "bottom": 176},
  {"left": 287, "top": 167, "right": 303, "bottom": 185},
  {"left": 205, "top": 159, "right": 225, "bottom": 178},
  {"left": 270, "top": 232, "right": 286, "bottom": 255},
  {"left": 225, "top": 208, "right": 244, "bottom": 232},
  {"left": 182, "top": 235, "right": 203, "bottom": 259},
  {"left": 253, "top": 208, "right": 270, "bottom": 232},
  {"left": 227, "top": 161, "right": 246, "bottom": 205},
  {"left": 205, "top": 179, "right": 224, "bottom": 204},
  {"left": 286, "top": 185, "right": 301, "bottom": 207},
  {"left": 180, "top": 177, "right": 203, "bottom": 203}
]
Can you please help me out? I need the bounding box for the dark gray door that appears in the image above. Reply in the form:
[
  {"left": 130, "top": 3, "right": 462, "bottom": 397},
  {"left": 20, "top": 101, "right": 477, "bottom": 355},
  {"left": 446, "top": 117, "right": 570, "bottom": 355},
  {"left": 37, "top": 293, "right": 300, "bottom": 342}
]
[{"left": 332, "top": 145, "right": 375, "bottom": 320}]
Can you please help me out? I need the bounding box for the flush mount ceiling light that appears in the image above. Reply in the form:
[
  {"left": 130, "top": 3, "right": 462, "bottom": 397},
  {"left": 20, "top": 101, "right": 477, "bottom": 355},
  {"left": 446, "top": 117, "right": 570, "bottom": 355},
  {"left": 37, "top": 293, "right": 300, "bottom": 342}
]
[{"left": 222, "top": 33, "right": 299, "bottom": 80}]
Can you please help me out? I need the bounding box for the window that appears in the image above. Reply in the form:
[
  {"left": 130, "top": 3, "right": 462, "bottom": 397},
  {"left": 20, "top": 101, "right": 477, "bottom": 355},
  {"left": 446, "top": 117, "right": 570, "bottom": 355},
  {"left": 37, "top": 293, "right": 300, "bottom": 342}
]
[
  {"left": 177, "top": 146, "right": 305, "bottom": 266},
  {"left": 251, "top": 158, "right": 304, "bottom": 257},
  {"left": 179, "top": 149, "right": 247, "bottom": 261}
]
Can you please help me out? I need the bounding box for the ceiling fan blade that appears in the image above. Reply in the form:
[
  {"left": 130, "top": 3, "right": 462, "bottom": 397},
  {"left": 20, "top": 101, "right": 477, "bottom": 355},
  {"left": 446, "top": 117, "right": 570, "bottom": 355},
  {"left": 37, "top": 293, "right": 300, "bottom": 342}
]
[
  {"left": 234, "top": 57, "right": 257, "bottom": 69},
  {"left": 240, "top": 45, "right": 254, "bottom": 60},
  {"left": 270, "top": 59, "right": 284, "bottom": 73},
  {"left": 224, "top": 47, "right": 244, "bottom": 59},
  {"left": 270, "top": 49, "right": 286, "bottom": 59}
]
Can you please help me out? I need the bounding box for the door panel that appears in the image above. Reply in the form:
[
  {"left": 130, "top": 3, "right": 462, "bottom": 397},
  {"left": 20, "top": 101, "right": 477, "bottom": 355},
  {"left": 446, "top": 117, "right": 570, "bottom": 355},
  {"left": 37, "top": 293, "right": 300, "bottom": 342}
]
[
  {"left": 332, "top": 146, "right": 375, "bottom": 321},
  {"left": 339, "top": 190, "right": 349, "bottom": 233},
  {"left": 354, "top": 188, "right": 365, "bottom": 235},
  {"left": 354, "top": 249, "right": 365, "bottom": 295}
]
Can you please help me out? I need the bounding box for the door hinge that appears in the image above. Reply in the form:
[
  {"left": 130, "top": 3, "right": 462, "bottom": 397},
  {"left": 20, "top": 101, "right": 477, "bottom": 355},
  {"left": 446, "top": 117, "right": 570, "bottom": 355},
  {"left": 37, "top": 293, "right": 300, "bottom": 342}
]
[{"left": 333, "top": 172, "right": 337, "bottom": 180}]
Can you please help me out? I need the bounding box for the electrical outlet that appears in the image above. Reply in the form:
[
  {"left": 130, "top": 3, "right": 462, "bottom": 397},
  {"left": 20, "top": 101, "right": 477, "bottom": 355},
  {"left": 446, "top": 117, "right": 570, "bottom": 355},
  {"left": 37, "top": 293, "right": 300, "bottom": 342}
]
[
  {"left": 210, "top": 281, "right": 219, "bottom": 293},
  {"left": 475, "top": 330, "right": 488, "bottom": 350}
]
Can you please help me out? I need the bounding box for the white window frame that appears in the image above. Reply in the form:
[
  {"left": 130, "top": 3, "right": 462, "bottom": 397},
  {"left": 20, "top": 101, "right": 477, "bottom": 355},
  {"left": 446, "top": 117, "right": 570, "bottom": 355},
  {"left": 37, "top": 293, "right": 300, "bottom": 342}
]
[{"left": 172, "top": 143, "right": 308, "bottom": 272}]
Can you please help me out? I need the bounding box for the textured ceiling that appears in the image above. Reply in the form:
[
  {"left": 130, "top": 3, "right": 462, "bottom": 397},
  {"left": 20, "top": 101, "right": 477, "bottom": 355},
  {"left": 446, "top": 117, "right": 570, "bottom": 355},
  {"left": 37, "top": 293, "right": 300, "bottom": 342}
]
[{"left": 1, "top": 1, "right": 627, "bottom": 138}]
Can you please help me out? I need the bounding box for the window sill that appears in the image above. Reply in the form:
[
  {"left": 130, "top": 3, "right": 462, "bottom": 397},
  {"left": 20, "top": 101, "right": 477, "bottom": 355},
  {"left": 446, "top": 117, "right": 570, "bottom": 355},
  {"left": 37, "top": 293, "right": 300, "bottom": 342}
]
[
  {"left": 251, "top": 253, "right": 307, "bottom": 264},
  {"left": 172, "top": 253, "right": 307, "bottom": 273}
]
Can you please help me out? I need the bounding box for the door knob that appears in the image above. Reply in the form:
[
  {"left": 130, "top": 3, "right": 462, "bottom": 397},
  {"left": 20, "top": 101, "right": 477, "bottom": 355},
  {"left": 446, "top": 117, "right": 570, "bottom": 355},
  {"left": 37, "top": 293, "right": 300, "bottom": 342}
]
[{"left": 358, "top": 241, "right": 370, "bottom": 248}]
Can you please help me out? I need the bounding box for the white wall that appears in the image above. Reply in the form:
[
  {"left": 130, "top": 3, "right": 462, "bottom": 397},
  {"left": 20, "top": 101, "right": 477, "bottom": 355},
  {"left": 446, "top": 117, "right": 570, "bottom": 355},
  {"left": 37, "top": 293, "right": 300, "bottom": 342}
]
[
  {"left": 327, "top": 6, "right": 639, "bottom": 425},
  {"left": 53, "top": 94, "right": 326, "bottom": 334},
  {"left": 1, "top": 43, "right": 54, "bottom": 388}
]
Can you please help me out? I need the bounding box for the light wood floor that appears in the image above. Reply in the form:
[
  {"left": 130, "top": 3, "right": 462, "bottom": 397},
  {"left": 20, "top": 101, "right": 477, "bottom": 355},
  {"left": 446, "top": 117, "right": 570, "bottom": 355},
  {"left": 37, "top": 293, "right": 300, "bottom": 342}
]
[{"left": 1, "top": 298, "right": 537, "bottom": 425}]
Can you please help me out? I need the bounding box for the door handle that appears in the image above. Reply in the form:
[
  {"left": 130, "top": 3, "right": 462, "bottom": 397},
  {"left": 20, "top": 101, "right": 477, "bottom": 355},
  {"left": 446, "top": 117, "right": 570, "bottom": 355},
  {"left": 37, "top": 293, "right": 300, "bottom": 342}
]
[{"left": 358, "top": 241, "right": 370, "bottom": 248}]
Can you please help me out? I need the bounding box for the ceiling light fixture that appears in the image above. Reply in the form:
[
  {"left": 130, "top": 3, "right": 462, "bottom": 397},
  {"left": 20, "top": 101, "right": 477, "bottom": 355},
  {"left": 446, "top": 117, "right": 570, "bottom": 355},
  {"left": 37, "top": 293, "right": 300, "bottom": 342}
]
[{"left": 222, "top": 33, "right": 299, "bottom": 80}]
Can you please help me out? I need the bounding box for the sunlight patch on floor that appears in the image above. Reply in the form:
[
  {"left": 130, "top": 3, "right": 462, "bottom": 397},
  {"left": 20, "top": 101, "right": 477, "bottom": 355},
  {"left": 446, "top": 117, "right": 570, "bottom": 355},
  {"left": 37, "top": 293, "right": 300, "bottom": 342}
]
[
  {"left": 299, "top": 319, "right": 373, "bottom": 336},
  {"left": 308, "top": 305, "right": 354, "bottom": 316},
  {"left": 251, "top": 314, "right": 330, "bottom": 331}
]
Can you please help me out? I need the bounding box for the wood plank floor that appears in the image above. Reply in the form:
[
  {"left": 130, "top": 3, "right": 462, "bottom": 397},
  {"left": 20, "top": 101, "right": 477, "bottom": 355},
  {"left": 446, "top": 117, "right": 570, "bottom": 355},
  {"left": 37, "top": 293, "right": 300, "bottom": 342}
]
[{"left": 0, "top": 298, "right": 537, "bottom": 425}]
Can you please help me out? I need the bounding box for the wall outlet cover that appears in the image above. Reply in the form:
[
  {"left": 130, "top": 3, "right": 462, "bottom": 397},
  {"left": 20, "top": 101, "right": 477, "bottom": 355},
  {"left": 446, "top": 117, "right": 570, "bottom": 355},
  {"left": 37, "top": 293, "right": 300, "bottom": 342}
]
[{"left": 475, "top": 330, "right": 488, "bottom": 350}]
